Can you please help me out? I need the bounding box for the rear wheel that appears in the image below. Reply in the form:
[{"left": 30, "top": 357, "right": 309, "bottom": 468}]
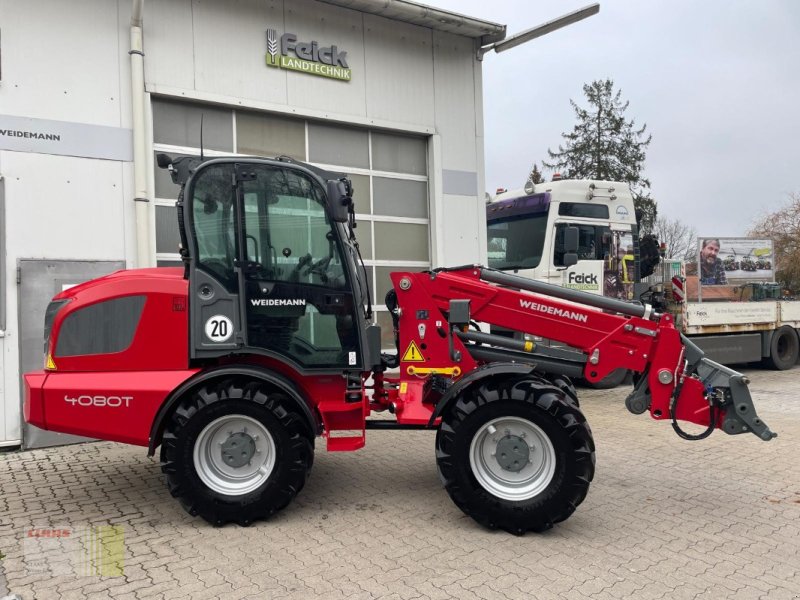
[
  {"left": 435, "top": 375, "right": 595, "bottom": 534},
  {"left": 160, "top": 378, "right": 313, "bottom": 526},
  {"left": 764, "top": 326, "right": 799, "bottom": 370}
]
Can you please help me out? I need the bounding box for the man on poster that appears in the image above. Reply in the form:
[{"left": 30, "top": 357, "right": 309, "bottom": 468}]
[{"left": 699, "top": 238, "right": 728, "bottom": 285}]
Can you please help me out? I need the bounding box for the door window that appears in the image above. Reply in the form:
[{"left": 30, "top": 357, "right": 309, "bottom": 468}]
[
  {"left": 191, "top": 164, "right": 238, "bottom": 292},
  {"left": 553, "top": 224, "right": 610, "bottom": 266},
  {"left": 239, "top": 166, "right": 357, "bottom": 368}
]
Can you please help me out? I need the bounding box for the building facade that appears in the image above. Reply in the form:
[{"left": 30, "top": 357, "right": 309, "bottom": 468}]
[{"left": 0, "top": 0, "right": 505, "bottom": 446}]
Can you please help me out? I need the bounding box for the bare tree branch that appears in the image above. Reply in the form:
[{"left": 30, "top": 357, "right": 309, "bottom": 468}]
[
  {"left": 748, "top": 192, "right": 800, "bottom": 290},
  {"left": 653, "top": 215, "right": 697, "bottom": 261}
]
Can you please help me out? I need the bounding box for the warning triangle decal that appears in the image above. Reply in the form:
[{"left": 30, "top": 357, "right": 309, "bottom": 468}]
[{"left": 401, "top": 340, "right": 426, "bottom": 362}]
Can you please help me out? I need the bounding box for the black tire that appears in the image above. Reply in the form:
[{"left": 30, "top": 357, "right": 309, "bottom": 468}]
[
  {"left": 160, "top": 378, "right": 313, "bottom": 526},
  {"left": 435, "top": 375, "right": 595, "bottom": 534},
  {"left": 583, "top": 368, "right": 630, "bottom": 389},
  {"left": 543, "top": 374, "right": 579, "bottom": 407},
  {"left": 764, "top": 326, "right": 800, "bottom": 370}
]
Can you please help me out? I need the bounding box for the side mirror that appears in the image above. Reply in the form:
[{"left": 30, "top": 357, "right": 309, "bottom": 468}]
[
  {"left": 563, "top": 253, "right": 579, "bottom": 267},
  {"left": 564, "top": 226, "right": 579, "bottom": 254},
  {"left": 326, "top": 178, "right": 352, "bottom": 223}
]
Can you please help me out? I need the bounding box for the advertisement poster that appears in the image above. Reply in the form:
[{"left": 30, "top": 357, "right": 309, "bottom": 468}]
[{"left": 696, "top": 238, "right": 773, "bottom": 285}]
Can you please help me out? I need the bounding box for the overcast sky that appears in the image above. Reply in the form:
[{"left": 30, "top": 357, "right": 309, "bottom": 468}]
[{"left": 425, "top": 0, "right": 800, "bottom": 237}]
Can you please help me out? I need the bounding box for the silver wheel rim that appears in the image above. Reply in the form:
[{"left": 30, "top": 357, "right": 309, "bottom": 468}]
[
  {"left": 193, "top": 414, "right": 276, "bottom": 496},
  {"left": 469, "top": 416, "right": 556, "bottom": 501}
]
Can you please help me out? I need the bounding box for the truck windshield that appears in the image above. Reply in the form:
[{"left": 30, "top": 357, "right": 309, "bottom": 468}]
[{"left": 487, "top": 213, "right": 548, "bottom": 271}]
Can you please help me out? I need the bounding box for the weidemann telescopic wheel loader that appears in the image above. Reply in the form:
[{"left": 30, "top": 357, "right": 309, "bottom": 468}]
[{"left": 24, "top": 155, "right": 775, "bottom": 534}]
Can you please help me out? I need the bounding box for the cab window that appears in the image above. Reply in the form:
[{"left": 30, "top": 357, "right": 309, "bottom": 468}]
[{"left": 554, "top": 224, "right": 610, "bottom": 266}]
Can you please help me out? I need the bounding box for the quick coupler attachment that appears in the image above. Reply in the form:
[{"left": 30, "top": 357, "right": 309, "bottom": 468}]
[{"left": 696, "top": 357, "right": 777, "bottom": 441}]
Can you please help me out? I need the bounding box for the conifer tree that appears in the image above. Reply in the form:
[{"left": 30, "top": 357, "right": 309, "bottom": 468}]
[
  {"left": 528, "top": 163, "right": 545, "bottom": 185},
  {"left": 544, "top": 79, "right": 656, "bottom": 233}
]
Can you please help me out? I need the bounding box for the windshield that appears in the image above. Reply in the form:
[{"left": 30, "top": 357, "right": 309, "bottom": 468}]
[{"left": 487, "top": 213, "right": 548, "bottom": 270}]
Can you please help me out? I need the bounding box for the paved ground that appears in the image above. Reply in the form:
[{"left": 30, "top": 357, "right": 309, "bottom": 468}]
[{"left": 0, "top": 368, "right": 798, "bottom": 600}]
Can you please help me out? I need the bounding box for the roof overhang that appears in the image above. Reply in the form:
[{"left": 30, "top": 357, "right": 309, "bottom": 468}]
[{"left": 317, "top": 0, "right": 506, "bottom": 45}]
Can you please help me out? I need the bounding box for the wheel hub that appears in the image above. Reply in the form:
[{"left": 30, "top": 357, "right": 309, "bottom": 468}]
[
  {"left": 495, "top": 434, "right": 530, "bottom": 472},
  {"left": 193, "top": 414, "right": 276, "bottom": 496},
  {"left": 220, "top": 432, "right": 256, "bottom": 468},
  {"left": 469, "top": 416, "right": 556, "bottom": 501}
]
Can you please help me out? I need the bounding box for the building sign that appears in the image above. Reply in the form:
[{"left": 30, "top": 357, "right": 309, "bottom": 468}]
[
  {"left": 266, "top": 29, "right": 351, "bottom": 82},
  {"left": 0, "top": 114, "right": 133, "bottom": 161}
]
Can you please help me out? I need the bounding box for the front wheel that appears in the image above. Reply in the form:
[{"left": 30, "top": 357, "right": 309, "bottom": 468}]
[
  {"left": 160, "top": 378, "right": 313, "bottom": 526},
  {"left": 435, "top": 376, "right": 595, "bottom": 534}
]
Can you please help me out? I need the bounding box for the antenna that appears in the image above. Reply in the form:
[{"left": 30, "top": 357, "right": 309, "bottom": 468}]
[{"left": 200, "top": 113, "right": 205, "bottom": 161}]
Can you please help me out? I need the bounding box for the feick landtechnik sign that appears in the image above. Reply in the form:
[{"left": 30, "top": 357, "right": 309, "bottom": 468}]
[{"left": 266, "top": 29, "right": 351, "bottom": 82}]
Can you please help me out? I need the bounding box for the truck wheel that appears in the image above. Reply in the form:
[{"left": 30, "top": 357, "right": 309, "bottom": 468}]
[
  {"left": 583, "top": 368, "right": 630, "bottom": 389},
  {"left": 764, "top": 326, "right": 800, "bottom": 370},
  {"left": 435, "top": 376, "right": 595, "bottom": 534},
  {"left": 160, "top": 379, "right": 313, "bottom": 526}
]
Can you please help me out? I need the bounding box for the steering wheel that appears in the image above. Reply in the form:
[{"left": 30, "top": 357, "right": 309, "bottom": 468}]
[
  {"left": 303, "top": 255, "right": 333, "bottom": 283},
  {"left": 288, "top": 254, "right": 313, "bottom": 283}
]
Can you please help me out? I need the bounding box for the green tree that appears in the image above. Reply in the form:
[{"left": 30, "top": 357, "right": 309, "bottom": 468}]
[
  {"left": 528, "top": 162, "right": 545, "bottom": 185},
  {"left": 544, "top": 79, "right": 656, "bottom": 233}
]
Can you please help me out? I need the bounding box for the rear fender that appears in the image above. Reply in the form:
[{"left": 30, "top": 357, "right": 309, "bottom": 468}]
[
  {"left": 148, "top": 365, "right": 320, "bottom": 456},
  {"left": 427, "top": 363, "right": 535, "bottom": 427}
]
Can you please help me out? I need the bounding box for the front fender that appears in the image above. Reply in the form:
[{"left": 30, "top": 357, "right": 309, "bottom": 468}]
[{"left": 427, "top": 363, "right": 535, "bottom": 427}]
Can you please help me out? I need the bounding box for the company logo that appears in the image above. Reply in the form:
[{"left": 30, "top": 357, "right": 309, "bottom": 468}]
[
  {"left": 615, "top": 205, "right": 629, "bottom": 218},
  {"left": 0, "top": 129, "right": 61, "bottom": 141},
  {"left": 567, "top": 272, "right": 598, "bottom": 285},
  {"left": 519, "top": 298, "right": 589, "bottom": 323},
  {"left": 64, "top": 395, "right": 132, "bottom": 408},
  {"left": 266, "top": 29, "right": 351, "bottom": 81},
  {"left": 250, "top": 298, "right": 307, "bottom": 307},
  {"left": 564, "top": 270, "right": 601, "bottom": 291},
  {"left": 24, "top": 525, "right": 125, "bottom": 577},
  {"left": 27, "top": 529, "right": 71, "bottom": 538}
]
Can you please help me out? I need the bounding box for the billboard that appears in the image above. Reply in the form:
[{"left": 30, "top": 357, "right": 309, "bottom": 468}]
[{"left": 696, "top": 237, "right": 773, "bottom": 285}]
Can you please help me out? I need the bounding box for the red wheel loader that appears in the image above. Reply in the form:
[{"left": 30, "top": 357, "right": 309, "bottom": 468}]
[{"left": 23, "top": 155, "right": 775, "bottom": 534}]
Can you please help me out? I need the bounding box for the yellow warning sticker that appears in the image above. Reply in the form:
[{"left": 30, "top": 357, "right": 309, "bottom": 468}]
[{"left": 401, "top": 340, "right": 426, "bottom": 362}]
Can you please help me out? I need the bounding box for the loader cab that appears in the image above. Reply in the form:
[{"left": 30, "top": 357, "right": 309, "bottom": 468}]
[{"left": 176, "top": 157, "right": 369, "bottom": 370}]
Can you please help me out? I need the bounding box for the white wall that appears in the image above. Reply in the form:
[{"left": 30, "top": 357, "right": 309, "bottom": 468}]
[
  {"left": 0, "top": 0, "right": 136, "bottom": 443},
  {"left": 143, "top": 0, "right": 485, "bottom": 266}
]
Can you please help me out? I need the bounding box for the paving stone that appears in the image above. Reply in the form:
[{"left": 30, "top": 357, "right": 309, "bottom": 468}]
[{"left": 0, "top": 368, "right": 798, "bottom": 599}]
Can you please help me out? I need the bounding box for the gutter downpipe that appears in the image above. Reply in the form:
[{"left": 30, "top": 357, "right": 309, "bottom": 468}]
[{"left": 130, "top": 0, "right": 151, "bottom": 268}]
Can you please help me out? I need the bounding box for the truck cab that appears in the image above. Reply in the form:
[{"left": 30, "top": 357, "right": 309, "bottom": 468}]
[{"left": 487, "top": 179, "right": 638, "bottom": 300}]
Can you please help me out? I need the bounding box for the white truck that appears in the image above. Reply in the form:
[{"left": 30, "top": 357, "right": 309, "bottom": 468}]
[
  {"left": 487, "top": 178, "right": 640, "bottom": 386},
  {"left": 488, "top": 178, "right": 639, "bottom": 299},
  {"left": 486, "top": 178, "right": 799, "bottom": 375}
]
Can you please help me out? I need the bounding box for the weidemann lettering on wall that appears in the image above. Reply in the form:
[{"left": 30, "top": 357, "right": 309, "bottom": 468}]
[
  {"left": 0, "top": 129, "right": 61, "bottom": 141},
  {"left": 0, "top": 114, "right": 133, "bottom": 161}
]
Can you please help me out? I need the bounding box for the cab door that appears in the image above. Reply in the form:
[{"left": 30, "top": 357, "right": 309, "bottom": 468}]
[
  {"left": 549, "top": 221, "right": 608, "bottom": 295},
  {"left": 187, "top": 161, "right": 361, "bottom": 370}
]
